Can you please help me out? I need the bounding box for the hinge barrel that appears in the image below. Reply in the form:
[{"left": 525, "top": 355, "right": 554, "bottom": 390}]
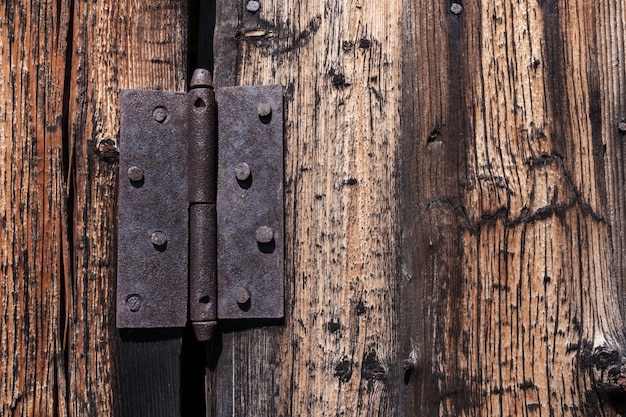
[
  {"left": 189, "top": 204, "right": 216, "bottom": 321},
  {"left": 188, "top": 69, "right": 217, "bottom": 341},
  {"left": 188, "top": 72, "right": 216, "bottom": 204}
]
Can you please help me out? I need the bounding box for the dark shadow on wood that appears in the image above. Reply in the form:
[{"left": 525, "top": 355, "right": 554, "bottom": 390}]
[
  {"left": 181, "top": 324, "right": 207, "bottom": 416},
  {"left": 115, "top": 328, "right": 184, "bottom": 417},
  {"left": 188, "top": 0, "right": 216, "bottom": 80},
  {"left": 203, "top": 330, "right": 222, "bottom": 417},
  {"left": 218, "top": 318, "right": 286, "bottom": 333}
]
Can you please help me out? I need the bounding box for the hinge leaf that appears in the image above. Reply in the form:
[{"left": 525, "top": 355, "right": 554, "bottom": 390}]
[
  {"left": 216, "top": 85, "right": 284, "bottom": 320},
  {"left": 117, "top": 89, "right": 190, "bottom": 328}
]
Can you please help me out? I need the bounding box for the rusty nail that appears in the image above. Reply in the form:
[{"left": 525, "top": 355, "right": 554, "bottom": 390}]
[
  {"left": 127, "top": 166, "right": 144, "bottom": 182},
  {"left": 258, "top": 103, "right": 272, "bottom": 117},
  {"left": 235, "top": 287, "right": 251, "bottom": 304},
  {"left": 235, "top": 162, "right": 251, "bottom": 181},
  {"left": 151, "top": 231, "right": 167, "bottom": 246},
  {"left": 127, "top": 294, "right": 142, "bottom": 312},
  {"left": 246, "top": 0, "right": 260, "bottom": 12},
  {"left": 618, "top": 121, "right": 626, "bottom": 133},
  {"left": 402, "top": 351, "right": 419, "bottom": 371},
  {"left": 402, "top": 358, "right": 417, "bottom": 371},
  {"left": 153, "top": 107, "right": 167, "bottom": 123},
  {"left": 450, "top": 3, "right": 463, "bottom": 14},
  {"left": 256, "top": 226, "right": 274, "bottom": 243}
]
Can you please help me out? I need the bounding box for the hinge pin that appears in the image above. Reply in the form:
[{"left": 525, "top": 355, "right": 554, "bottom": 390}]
[{"left": 189, "top": 68, "right": 214, "bottom": 89}]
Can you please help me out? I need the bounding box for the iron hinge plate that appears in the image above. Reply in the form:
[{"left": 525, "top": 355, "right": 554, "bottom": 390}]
[
  {"left": 216, "top": 85, "right": 284, "bottom": 319},
  {"left": 117, "top": 89, "right": 190, "bottom": 328},
  {"left": 117, "top": 84, "right": 284, "bottom": 328}
]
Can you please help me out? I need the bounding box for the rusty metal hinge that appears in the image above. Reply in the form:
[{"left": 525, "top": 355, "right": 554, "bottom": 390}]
[{"left": 116, "top": 69, "right": 284, "bottom": 340}]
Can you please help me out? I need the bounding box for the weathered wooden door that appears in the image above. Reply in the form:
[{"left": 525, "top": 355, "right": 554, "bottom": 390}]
[{"left": 3, "top": 1, "right": 626, "bottom": 416}]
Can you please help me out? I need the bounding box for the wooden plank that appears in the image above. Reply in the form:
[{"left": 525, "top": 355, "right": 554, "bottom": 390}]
[
  {"left": 214, "top": 1, "right": 403, "bottom": 415},
  {"left": 0, "top": 0, "right": 190, "bottom": 416},
  {"left": 401, "top": 1, "right": 626, "bottom": 416},
  {"left": 399, "top": 2, "right": 464, "bottom": 414},
  {"left": 215, "top": 0, "right": 626, "bottom": 416},
  {"left": 0, "top": 1, "right": 71, "bottom": 415},
  {"left": 116, "top": 329, "right": 184, "bottom": 417},
  {"left": 594, "top": 0, "right": 626, "bottom": 315},
  {"left": 65, "top": 1, "right": 189, "bottom": 415}
]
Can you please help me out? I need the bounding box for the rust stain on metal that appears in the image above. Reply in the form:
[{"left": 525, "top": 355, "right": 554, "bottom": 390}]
[
  {"left": 117, "top": 89, "right": 190, "bottom": 328},
  {"left": 216, "top": 85, "right": 284, "bottom": 320}
]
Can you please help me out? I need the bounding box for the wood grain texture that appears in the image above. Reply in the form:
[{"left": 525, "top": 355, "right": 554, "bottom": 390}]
[
  {"left": 66, "top": 1, "right": 187, "bottom": 415},
  {"left": 596, "top": 0, "right": 626, "bottom": 315},
  {"left": 4, "top": 0, "right": 626, "bottom": 415},
  {"left": 214, "top": 1, "right": 403, "bottom": 415},
  {"left": 1, "top": 1, "right": 188, "bottom": 415},
  {"left": 0, "top": 1, "right": 71, "bottom": 415},
  {"left": 401, "top": 1, "right": 626, "bottom": 416}
]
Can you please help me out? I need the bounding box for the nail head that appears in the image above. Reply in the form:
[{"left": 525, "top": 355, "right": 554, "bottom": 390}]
[
  {"left": 618, "top": 121, "right": 626, "bottom": 133},
  {"left": 235, "top": 162, "right": 251, "bottom": 181},
  {"left": 127, "top": 294, "right": 142, "bottom": 312},
  {"left": 127, "top": 166, "right": 144, "bottom": 182},
  {"left": 450, "top": 3, "right": 463, "bottom": 14},
  {"left": 151, "top": 231, "right": 168, "bottom": 246},
  {"left": 153, "top": 107, "right": 167, "bottom": 123},
  {"left": 402, "top": 359, "right": 416, "bottom": 370},
  {"left": 246, "top": 0, "right": 260, "bottom": 12},
  {"left": 235, "top": 287, "right": 251, "bottom": 305},
  {"left": 256, "top": 226, "right": 274, "bottom": 243},
  {"left": 258, "top": 103, "right": 272, "bottom": 117},
  {"left": 402, "top": 353, "right": 419, "bottom": 371}
]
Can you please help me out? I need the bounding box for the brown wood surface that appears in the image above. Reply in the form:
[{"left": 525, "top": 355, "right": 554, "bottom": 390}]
[
  {"left": 0, "top": 1, "right": 70, "bottom": 415},
  {"left": 215, "top": 1, "right": 626, "bottom": 416},
  {"left": 214, "top": 1, "right": 403, "bottom": 416},
  {"left": 1, "top": 1, "right": 188, "bottom": 415},
  {"left": 400, "top": 1, "right": 626, "bottom": 416},
  {"left": 3, "top": 0, "right": 626, "bottom": 416}
]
